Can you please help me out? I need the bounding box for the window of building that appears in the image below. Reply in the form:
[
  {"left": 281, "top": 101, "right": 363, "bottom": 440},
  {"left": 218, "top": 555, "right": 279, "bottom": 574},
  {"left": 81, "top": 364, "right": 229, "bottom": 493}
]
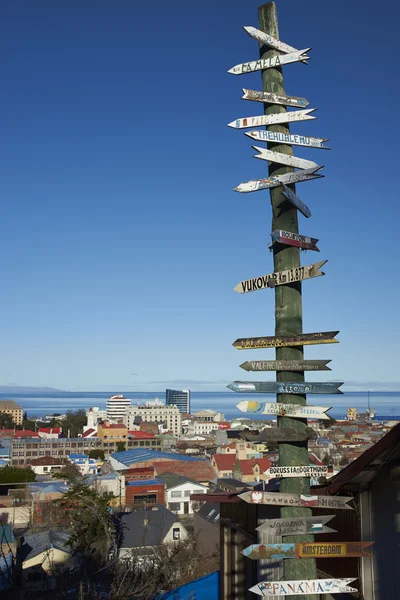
[
  {"left": 169, "top": 503, "right": 181, "bottom": 512},
  {"left": 133, "top": 494, "right": 157, "bottom": 505},
  {"left": 172, "top": 527, "right": 180, "bottom": 540},
  {"left": 171, "top": 491, "right": 181, "bottom": 498},
  {"left": 139, "top": 442, "right": 144, "bottom": 447}
]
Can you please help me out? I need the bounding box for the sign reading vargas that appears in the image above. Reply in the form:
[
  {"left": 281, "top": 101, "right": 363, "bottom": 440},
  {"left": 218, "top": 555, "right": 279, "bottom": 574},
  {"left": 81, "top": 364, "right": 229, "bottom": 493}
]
[
  {"left": 265, "top": 465, "right": 329, "bottom": 478},
  {"left": 271, "top": 230, "right": 319, "bottom": 252},
  {"left": 242, "top": 88, "right": 309, "bottom": 108},
  {"left": 256, "top": 515, "right": 336, "bottom": 536},
  {"left": 233, "top": 331, "right": 339, "bottom": 349},
  {"left": 239, "top": 426, "right": 316, "bottom": 443},
  {"left": 233, "top": 260, "right": 327, "bottom": 293},
  {"left": 245, "top": 129, "right": 329, "bottom": 150},
  {"left": 242, "top": 542, "right": 373, "bottom": 561},
  {"left": 252, "top": 146, "right": 319, "bottom": 170},
  {"left": 228, "top": 108, "right": 316, "bottom": 129},
  {"left": 249, "top": 578, "right": 358, "bottom": 597},
  {"left": 228, "top": 381, "right": 343, "bottom": 394},
  {"left": 240, "top": 359, "right": 332, "bottom": 371},
  {"left": 234, "top": 166, "right": 324, "bottom": 193},
  {"left": 228, "top": 49, "right": 310, "bottom": 76},
  {"left": 239, "top": 491, "right": 353, "bottom": 510},
  {"left": 236, "top": 401, "right": 331, "bottom": 420},
  {"left": 243, "top": 25, "right": 306, "bottom": 55}
]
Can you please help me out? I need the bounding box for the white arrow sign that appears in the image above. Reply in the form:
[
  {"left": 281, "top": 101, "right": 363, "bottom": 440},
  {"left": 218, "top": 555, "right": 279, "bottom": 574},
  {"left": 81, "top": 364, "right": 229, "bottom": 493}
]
[
  {"left": 249, "top": 578, "right": 358, "bottom": 597},
  {"left": 236, "top": 401, "right": 331, "bottom": 420},
  {"left": 228, "top": 108, "right": 316, "bottom": 129},
  {"left": 228, "top": 49, "right": 310, "bottom": 76},
  {"left": 245, "top": 129, "right": 329, "bottom": 150},
  {"left": 242, "top": 89, "right": 309, "bottom": 108},
  {"left": 233, "top": 260, "right": 326, "bottom": 293},
  {"left": 256, "top": 515, "right": 336, "bottom": 536},
  {"left": 265, "top": 465, "right": 328, "bottom": 478},
  {"left": 252, "top": 146, "right": 319, "bottom": 170},
  {"left": 243, "top": 26, "right": 307, "bottom": 57},
  {"left": 234, "top": 166, "right": 324, "bottom": 194}
]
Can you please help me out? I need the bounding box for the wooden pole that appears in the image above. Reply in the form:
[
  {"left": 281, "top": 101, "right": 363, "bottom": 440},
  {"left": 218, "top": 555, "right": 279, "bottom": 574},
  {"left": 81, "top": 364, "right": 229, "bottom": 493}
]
[{"left": 258, "top": 3, "right": 318, "bottom": 596}]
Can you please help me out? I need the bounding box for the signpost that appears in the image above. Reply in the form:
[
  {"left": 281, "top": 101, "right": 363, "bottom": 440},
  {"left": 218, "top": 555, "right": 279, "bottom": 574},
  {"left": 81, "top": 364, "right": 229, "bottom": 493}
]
[
  {"left": 233, "top": 331, "right": 339, "bottom": 349},
  {"left": 242, "top": 542, "right": 373, "bottom": 560},
  {"left": 242, "top": 88, "right": 309, "bottom": 107},
  {"left": 249, "top": 578, "right": 358, "bottom": 597},
  {"left": 253, "top": 146, "right": 319, "bottom": 170},
  {"left": 271, "top": 230, "right": 319, "bottom": 252},
  {"left": 239, "top": 359, "right": 331, "bottom": 371},
  {"left": 243, "top": 25, "right": 306, "bottom": 56},
  {"left": 264, "top": 465, "right": 328, "bottom": 478},
  {"left": 256, "top": 515, "right": 336, "bottom": 536},
  {"left": 228, "top": 108, "right": 316, "bottom": 129},
  {"left": 228, "top": 381, "right": 343, "bottom": 394},
  {"left": 234, "top": 166, "right": 324, "bottom": 193},
  {"left": 280, "top": 184, "right": 312, "bottom": 218},
  {"left": 239, "top": 490, "right": 354, "bottom": 510},
  {"left": 236, "top": 401, "right": 331, "bottom": 420},
  {"left": 245, "top": 128, "right": 329, "bottom": 149},
  {"left": 233, "top": 260, "right": 327, "bottom": 293},
  {"left": 239, "top": 426, "right": 316, "bottom": 443},
  {"left": 228, "top": 49, "right": 310, "bottom": 76}
]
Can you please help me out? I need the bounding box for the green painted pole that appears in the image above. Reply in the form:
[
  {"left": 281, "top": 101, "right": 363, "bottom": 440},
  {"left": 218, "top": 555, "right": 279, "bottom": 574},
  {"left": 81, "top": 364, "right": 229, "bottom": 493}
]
[{"left": 258, "top": 4, "right": 317, "bottom": 597}]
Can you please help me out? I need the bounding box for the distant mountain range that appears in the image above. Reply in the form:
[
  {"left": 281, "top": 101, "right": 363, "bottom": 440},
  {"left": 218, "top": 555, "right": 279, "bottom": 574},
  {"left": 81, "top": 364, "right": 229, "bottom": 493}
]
[{"left": 0, "top": 385, "right": 64, "bottom": 393}]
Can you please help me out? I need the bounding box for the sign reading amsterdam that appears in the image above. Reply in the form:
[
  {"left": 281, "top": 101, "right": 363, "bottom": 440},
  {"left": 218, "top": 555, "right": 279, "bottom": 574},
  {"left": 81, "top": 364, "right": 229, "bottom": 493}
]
[
  {"left": 233, "top": 260, "right": 327, "bottom": 293},
  {"left": 228, "top": 381, "right": 343, "bottom": 394},
  {"left": 249, "top": 578, "right": 358, "bottom": 597},
  {"left": 256, "top": 515, "right": 336, "bottom": 536},
  {"left": 242, "top": 542, "right": 373, "bottom": 560},
  {"left": 240, "top": 359, "right": 332, "bottom": 371},
  {"left": 265, "top": 465, "right": 328, "bottom": 478},
  {"left": 239, "top": 491, "right": 354, "bottom": 510},
  {"left": 253, "top": 146, "right": 319, "bottom": 170},
  {"left": 228, "top": 49, "right": 310, "bottom": 76},
  {"left": 244, "top": 129, "right": 329, "bottom": 149},
  {"left": 271, "top": 230, "right": 319, "bottom": 252},
  {"left": 242, "top": 88, "right": 309, "bottom": 108},
  {"left": 228, "top": 108, "right": 316, "bottom": 129},
  {"left": 233, "top": 331, "right": 339, "bottom": 350},
  {"left": 236, "top": 401, "right": 332, "bottom": 420},
  {"left": 234, "top": 166, "right": 324, "bottom": 193}
]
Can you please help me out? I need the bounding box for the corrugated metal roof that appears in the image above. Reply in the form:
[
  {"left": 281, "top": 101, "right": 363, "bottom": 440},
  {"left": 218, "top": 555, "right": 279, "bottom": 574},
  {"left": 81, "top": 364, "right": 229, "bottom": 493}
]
[{"left": 111, "top": 448, "right": 201, "bottom": 466}]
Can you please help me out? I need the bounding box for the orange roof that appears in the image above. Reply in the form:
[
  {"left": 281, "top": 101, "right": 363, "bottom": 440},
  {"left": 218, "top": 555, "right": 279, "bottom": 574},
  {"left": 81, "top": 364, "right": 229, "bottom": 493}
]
[
  {"left": 238, "top": 457, "right": 271, "bottom": 475},
  {"left": 101, "top": 424, "right": 127, "bottom": 429},
  {"left": 212, "top": 454, "right": 236, "bottom": 471},
  {"left": 38, "top": 427, "right": 61, "bottom": 434},
  {"left": 155, "top": 460, "right": 216, "bottom": 482},
  {"left": 128, "top": 431, "right": 155, "bottom": 439}
]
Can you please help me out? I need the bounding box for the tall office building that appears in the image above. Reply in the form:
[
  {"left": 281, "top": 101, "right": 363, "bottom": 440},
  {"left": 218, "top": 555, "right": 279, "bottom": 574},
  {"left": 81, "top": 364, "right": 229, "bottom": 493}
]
[
  {"left": 106, "top": 395, "right": 131, "bottom": 422},
  {"left": 166, "top": 389, "right": 190, "bottom": 414}
]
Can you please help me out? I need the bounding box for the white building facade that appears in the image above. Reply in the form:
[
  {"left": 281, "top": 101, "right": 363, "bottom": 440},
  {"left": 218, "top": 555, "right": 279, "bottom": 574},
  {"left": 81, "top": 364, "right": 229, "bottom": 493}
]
[
  {"left": 186, "top": 421, "right": 220, "bottom": 435},
  {"left": 106, "top": 395, "right": 131, "bottom": 423},
  {"left": 125, "top": 404, "right": 182, "bottom": 436},
  {"left": 165, "top": 481, "right": 208, "bottom": 515}
]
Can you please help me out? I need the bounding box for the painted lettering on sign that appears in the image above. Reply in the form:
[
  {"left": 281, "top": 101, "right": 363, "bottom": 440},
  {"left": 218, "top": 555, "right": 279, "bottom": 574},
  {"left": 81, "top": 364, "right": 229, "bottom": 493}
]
[
  {"left": 244, "top": 129, "right": 330, "bottom": 150},
  {"left": 249, "top": 578, "right": 358, "bottom": 597}
]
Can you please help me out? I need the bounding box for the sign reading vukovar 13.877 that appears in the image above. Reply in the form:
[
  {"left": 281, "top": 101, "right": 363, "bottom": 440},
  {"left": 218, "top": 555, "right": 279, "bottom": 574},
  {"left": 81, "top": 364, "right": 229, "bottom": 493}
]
[{"left": 234, "top": 260, "right": 326, "bottom": 293}]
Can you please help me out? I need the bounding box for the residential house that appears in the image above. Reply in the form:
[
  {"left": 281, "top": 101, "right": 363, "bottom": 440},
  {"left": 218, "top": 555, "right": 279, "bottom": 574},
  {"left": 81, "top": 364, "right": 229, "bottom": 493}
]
[
  {"left": 38, "top": 427, "right": 61, "bottom": 439},
  {"left": 67, "top": 454, "right": 100, "bottom": 475},
  {"left": 217, "top": 442, "right": 261, "bottom": 460},
  {"left": 29, "top": 456, "right": 66, "bottom": 476},
  {"left": 232, "top": 457, "right": 271, "bottom": 482},
  {"left": 97, "top": 422, "right": 128, "bottom": 454},
  {"left": 83, "top": 472, "right": 126, "bottom": 508},
  {"left": 117, "top": 505, "right": 188, "bottom": 560},
  {"left": 123, "top": 466, "right": 155, "bottom": 482},
  {"left": 18, "top": 531, "right": 74, "bottom": 591},
  {"left": 157, "top": 472, "right": 207, "bottom": 515},
  {"left": 211, "top": 454, "right": 236, "bottom": 478},
  {"left": 125, "top": 479, "right": 165, "bottom": 508},
  {"left": 193, "top": 502, "right": 220, "bottom": 559}
]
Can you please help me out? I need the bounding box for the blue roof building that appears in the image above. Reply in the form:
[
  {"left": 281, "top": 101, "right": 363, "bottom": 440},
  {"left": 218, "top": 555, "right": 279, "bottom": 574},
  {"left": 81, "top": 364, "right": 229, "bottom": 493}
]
[{"left": 110, "top": 448, "right": 202, "bottom": 470}]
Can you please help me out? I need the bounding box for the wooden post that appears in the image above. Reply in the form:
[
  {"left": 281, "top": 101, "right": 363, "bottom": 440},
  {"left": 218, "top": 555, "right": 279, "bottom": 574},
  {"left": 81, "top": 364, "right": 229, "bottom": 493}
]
[{"left": 258, "top": 3, "right": 318, "bottom": 596}]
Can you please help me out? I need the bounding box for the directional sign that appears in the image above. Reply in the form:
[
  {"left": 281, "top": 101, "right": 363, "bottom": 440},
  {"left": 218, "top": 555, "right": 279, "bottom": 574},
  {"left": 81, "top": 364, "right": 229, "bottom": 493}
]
[
  {"left": 252, "top": 146, "right": 319, "bottom": 170},
  {"left": 245, "top": 129, "right": 329, "bottom": 150},
  {"left": 239, "top": 491, "right": 354, "bottom": 510},
  {"left": 228, "top": 108, "right": 316, "bottom": 129},
  {"left": 265, "top": 465, "right": 328, "bottom": 479},
  {"left": 239, "top": 426, "right": 317, "bottom": 443},
  {"left": 249, "top": 578, "right": 358, "bottom": 597},
  {"left": 243, "top": 25, "right": 306, "bottom": 56},
  {"left": 229, "top": 381, "right": 343, "bottom": 394},
  {"left": 236, "top": 401, "right": 331, "bottom": 420},
  {"left": 233, "top": 260, "right": 327, "bottom": 293},
  {"left": 243, "top": 542, "right": 373, "bottom": 560},
  {"left": 233, "top": 331, "right": 339, "bottom": 350},
  {"left": 228, "top": 49, "right": 310, "bottom": 76},
  {"left": 256, "top": 515, "right": 336, "bottom": 536},
  {"left": 234, "top": 166, "right": 324, "bottom": 194},
  {"left": 242, "top": 89, "right": 309, "bottom": 108},
  {"left": 271, "top": 230, "right": 319, "bottom": 252},
  {"left": 240, "top": 359, "right": 332, "bottom": 372},
  {"left": 281, "top": 184, "right": 312, "bottom": 218}
]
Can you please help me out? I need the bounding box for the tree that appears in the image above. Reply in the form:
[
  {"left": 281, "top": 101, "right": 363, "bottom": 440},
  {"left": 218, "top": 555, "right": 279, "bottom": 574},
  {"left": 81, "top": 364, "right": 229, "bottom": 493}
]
[
  {"left": 52, "top": 463, "right": 81, "bottom": 480},
  {"left": 116, "top": 442, "right": 126, "bottom": 452},
  {"left": 61, "top": 409, "right": 87, "bottom": 438},
  {"left": 89, "top": 449, "right": 105, "bottom": 460},
  {"left": 0, "top": 414, "right": 14, "bottom": 429},
  {"left": 0, "top": 466, "right": 35, "bottom": 484},
  {"left": 23, "top": 411, "right": 28, "bottom": 421}
]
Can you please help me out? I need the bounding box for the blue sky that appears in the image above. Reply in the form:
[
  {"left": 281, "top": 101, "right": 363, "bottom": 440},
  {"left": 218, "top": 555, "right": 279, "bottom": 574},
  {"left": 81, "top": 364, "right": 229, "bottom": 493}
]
[{"left": 1, "top": 0, "right": 399, "bottom": 392}]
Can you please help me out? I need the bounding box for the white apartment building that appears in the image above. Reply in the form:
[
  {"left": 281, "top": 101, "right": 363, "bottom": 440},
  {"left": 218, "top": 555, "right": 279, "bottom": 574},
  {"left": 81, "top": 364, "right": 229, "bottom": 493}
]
[
  {"left": 163, "top": 479, "right": 207, "bottom": 515},
  {"left": 106, "top": 395, "right": 131, "bottom": 422},
  {"left": 193, "top": 409, "right": 226, "bottom": 422},
  {"left": 125, "top": 404, "right": 182, "bottom": 436},
  {"left": 186, "top": 421, "right": 220, "bottom": 435}
]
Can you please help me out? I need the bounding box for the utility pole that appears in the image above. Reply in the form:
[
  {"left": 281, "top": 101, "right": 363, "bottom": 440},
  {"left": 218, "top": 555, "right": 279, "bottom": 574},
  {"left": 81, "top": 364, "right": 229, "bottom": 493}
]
[{"left": 258, "top": 3, "right": 317, "bottom": 595}]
